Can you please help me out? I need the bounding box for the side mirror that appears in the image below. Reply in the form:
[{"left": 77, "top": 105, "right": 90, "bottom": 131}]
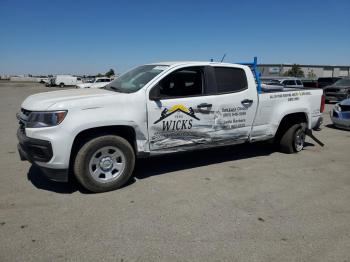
[{"left": 149, "top": 85, "right": 161, "bottom": 101}]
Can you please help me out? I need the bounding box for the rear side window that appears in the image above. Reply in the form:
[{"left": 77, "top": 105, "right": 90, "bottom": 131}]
[
  {"left": 214, "top": 67, "right": 247, "bottom": 93},
  {"left": 283, "top": 80, "right": 296, "bottom": 85}
]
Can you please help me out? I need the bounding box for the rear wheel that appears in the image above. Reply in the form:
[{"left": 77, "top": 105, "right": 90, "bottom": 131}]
[
  {"left": 73, "top": 135, "right": 135, "bottom": 193},
  {"left": 279, "top": 123, "right": 306, "bottom": 154},
  {"left": 59, "top": 82, "right": 65, "bottom": 88}
]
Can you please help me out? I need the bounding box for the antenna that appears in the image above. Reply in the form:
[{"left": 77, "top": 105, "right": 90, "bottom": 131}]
[{"left": 220, "top": 54, "right": 226, "bottom": 62}]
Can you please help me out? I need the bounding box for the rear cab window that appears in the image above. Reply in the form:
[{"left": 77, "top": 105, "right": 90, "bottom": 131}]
[{"left": 213, "top": 67, "right": 248, "bottom": 93}]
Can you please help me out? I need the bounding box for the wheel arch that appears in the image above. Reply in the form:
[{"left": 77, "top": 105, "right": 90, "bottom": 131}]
[
  {"left": 274, "top": 112, "right": 308, "bottom": 142},
  {"left": 71, "top": 125, "right": 137, "bottom": 154}
]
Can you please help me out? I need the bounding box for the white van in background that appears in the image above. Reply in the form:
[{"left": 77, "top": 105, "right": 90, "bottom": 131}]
[{"left": 54, "top": 75, "right": 83, "bottom": 87}]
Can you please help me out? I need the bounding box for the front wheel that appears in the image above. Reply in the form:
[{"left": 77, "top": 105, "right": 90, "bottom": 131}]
[
  {"left": 73, "top": 135, "right": 135, "bottom": 193},
  {"left": 279, "top": 123, "right": 306, "bottom": 154}
]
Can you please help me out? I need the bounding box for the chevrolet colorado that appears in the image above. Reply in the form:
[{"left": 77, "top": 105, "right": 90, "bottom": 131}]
[{"left": 17, "top": 59, "right": 324, "bottom": 192}]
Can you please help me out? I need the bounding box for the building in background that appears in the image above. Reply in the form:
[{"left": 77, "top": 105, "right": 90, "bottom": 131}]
[{"left": 258, "top": 64, "right": 350, "bottom": 79}]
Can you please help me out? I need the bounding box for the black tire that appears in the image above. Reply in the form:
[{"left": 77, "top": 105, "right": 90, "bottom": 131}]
[
  {"left": 59, "top": 82, "right": 65, "bottom": 88},
  {"left": 73, "top": 135, "right": 135, "bottom": 193},
  {"left": 279, "top": 123, "right": 306, "bottom": 154}
]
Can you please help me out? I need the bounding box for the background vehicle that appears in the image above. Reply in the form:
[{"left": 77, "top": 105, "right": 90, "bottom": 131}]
[
  {"left": 260, "top": 78, "right": 284, "bottom": 92},
  {"left": 323, "top": 78, "right": 350, "bottom": 102},
  {"left": 318, "top": 77, "right": 341, "bottom": 89},
  {"left": 302, "top": 79, "right": 318, "bottom": 88},
  {"left": 261, "top": 77, "right": 304, "bottom": 88},
  {"left": 54, "top": 75, "right": 83, "bottom": 87},
  {"left": 331, "top": 98, "right": 350, "bottom": 130},
  {"left": 37, "top": 77, "right": 50, "bottom": 84},
  {"left": 17, "top": 58, "right": 324, "bottom": 193},
  {"left": 278, "top": 77, "right": 304, "bottom": 88},
  {"left": 76, "top": 77, "right": 111, "bottom": 89}
]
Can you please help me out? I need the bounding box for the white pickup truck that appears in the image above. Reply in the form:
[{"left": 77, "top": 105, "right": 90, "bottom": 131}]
[{"left": 17, "top": 60, "right": 325, "bottom": 192}]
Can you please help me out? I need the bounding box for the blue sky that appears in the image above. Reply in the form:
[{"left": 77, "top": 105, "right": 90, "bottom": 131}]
[{"left": 1, "top": 0, "right": 349, "bottom": 75}]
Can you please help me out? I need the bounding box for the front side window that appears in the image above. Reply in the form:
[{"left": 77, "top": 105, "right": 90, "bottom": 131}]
[
  {"left": 296, "top": 80, "right": 302, "bottom": 85},
  {"left": 104, "top": 65, "right": 169, "bottom": 93},
  {"left": 158, "top": 67, "right": 203, "bottom": 98},
  {"left": 214, "top": 67, "right": 247, "bottom": 93}
]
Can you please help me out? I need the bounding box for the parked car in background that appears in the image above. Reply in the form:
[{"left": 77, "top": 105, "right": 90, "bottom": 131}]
[
  {"left": 331, "top": 98, "right": 350, "bottom": 130},
  {"left": 260, "top": 78, "right": 284, "bottom": 92},
  {"left": 45, "top": 78, "right": 55, "bottom": 87},
  {"left": 37, "top": 77, "right": 50, "bottom": 84},
  {"left": 52, "top": 75, "right": 83, "bottom": 87},
  {"left": 260, "top": 77, "right": 304, "bottom": 89},
  {"left": 76, "top": 77, "right": 111, "bottom": 89},
  {"left": 323, "top": 78, "right": 350, "bottom": 102},
  {"left": 317, "top": 77, "right": 341, "bottom": 89},
  {"left": 278, "top": 78, "right": 304, "bottom": 88},
  {"left": 302, "top": 79, "right": 318, "bottom": 88}
]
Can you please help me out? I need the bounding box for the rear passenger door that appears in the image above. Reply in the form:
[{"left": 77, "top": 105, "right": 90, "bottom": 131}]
[{"left": 209, "top": 66, "right": 258, "bottom": 144}]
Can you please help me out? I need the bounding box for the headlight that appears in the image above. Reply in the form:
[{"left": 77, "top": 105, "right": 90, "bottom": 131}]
[
  {"left": 26, "top": 111, "right": 67, "bottom": 128},
  {"left": 334, "top": 103, "right": 341, "bottom": 112}
]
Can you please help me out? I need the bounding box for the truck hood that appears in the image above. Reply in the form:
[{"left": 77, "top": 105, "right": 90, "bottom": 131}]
[{"left": 21, "top": 88, "right": 119, "bottom": 110}]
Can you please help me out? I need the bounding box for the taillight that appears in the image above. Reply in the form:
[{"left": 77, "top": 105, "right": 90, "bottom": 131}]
[{"left": 320, "top": 94, "right": 325, "bottom": 113}]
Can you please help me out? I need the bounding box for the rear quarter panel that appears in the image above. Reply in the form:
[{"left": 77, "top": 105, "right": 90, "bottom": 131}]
[{"left": 251, "top": 89, "right": 323, "bottom": 140}]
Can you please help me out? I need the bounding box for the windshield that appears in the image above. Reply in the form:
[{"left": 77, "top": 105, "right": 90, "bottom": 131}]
[
  {"left": 333, "top": 79, "right": 350, "bottom": 86},
  {"left": 104, "top": 65, "right": 169, "bottom": 93}
]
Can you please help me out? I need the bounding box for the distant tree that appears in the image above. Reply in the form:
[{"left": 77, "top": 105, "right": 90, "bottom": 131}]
[
  {"left": 307, "top": 70, "right": 317, "bottom": 79},
  {"left": 283, "top": 64, "right": 305, "bottom": 77},
  {"left": 105, "top": 69, "right": 115, "bottom": 77},
  {"left": 96, "top": 73, "right": 103, "bottom": 77}
]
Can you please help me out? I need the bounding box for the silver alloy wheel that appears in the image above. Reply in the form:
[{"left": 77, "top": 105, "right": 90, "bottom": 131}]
[
  {"left": 294, "top": 128, "right": 305, "bottom": 152},
  {"left": 88, "top": 146, "right": 126, "bottom": 183}
]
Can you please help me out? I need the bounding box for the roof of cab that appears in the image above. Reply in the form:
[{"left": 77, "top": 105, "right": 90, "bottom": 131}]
[{"left": 147, "top": 61, "right": 246, "bottom": 68}]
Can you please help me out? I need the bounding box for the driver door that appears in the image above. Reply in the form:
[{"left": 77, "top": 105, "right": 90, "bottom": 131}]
[{"left": 147, "top": 66, "right": 217, "bottom": 152}]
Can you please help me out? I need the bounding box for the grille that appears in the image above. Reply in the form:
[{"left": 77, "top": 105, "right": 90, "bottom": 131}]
[{"left": 340, "top": 105, "right": 350, "bottom": 112}]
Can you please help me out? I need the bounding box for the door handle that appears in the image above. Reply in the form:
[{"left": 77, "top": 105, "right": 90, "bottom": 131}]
[
  {"left": 197, "top": 103, "right": 212, "bottom": 108},
  {"left": 241, "top": 99, "right": 253, "bottom": 106}
]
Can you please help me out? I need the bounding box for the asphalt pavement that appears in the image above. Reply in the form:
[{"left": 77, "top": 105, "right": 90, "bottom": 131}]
[{"left": 0, "top": 82, "right": 349, "bottom": 262}]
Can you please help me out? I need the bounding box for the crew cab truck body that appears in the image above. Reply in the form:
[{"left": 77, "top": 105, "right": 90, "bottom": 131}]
[{"left": 17, "top": 60, "right": 324, "bottom": 192}]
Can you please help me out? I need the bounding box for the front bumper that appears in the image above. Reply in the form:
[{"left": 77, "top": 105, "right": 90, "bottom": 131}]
[
  {"left": 330, "top": 111, "right": 350, "bottom": 130},
  {"left": 17, "top": 128, "right": 68, "bottom": 182}
]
